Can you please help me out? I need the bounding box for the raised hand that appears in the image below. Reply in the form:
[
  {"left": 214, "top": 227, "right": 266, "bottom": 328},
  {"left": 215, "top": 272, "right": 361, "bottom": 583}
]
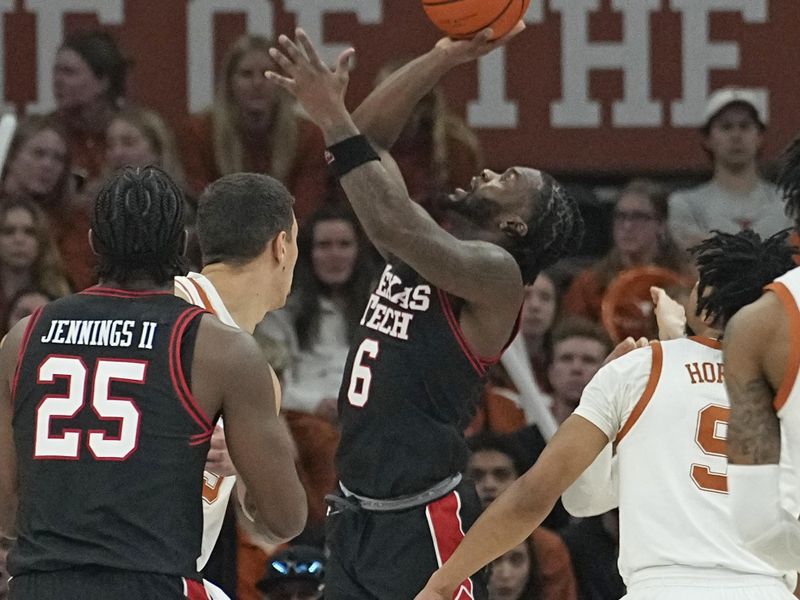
[
  {"left": 205, "top": 425, "right": 237, "bottom": 477},
  {"left": 650, "top": 286, "right": 686, "bottom": 340},
  {"left": 265, "top": 28, "right": 355, "bottom": 129},
  {"left": 434, "top": 20, "right": 526, "bottom": 66}
]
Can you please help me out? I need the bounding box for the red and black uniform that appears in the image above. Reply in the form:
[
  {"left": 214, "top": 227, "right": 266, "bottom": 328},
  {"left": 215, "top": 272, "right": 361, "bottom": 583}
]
[
  {"left": 8, "top": 287, "right": 213, "bottom": 600},
  {"left": 328, "top": 260, "right": 519, "bottom": 600}
]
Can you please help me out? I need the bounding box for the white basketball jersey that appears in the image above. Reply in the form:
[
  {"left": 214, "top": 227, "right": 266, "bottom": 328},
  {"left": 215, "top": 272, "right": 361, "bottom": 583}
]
[
  {"left": 175, "top": 272, "right": 238, "bottom": 570},
  {"left": 769, "top": 267, "right": 800, "bottom": 515},
  {"left": 576, "top": 337, "right": 790, "bottom": 586}
]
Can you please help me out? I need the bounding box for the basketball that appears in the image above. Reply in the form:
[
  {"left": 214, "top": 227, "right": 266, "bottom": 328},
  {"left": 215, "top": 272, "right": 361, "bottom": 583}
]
[{"left": 422, "top": 0, "right": 531, "bottom": 40}]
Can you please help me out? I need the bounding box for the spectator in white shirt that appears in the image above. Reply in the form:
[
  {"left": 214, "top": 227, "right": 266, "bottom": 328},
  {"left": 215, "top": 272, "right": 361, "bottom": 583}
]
[{"left": 669, "top": 88, "right": 791, "bottom": 251}]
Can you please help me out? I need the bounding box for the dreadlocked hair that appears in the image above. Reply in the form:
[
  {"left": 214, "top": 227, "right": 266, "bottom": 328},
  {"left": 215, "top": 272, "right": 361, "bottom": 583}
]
[
  {"left": 92, "top": 166, "right": 188, "bottom": 285},
  {"left": 778, "top": 135, "right": 800, "bottom": 229},
  {"left": 692, "top": 228, "right": 797, "bottom": 326},
  {"left": 508, "top": 174, "right": 585, "bottom": 285}
]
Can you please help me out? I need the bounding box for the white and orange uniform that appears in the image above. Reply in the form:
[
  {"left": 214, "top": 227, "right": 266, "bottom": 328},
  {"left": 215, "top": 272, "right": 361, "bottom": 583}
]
[
  {"left": 174, "top": 273, "right": 238, "bottom": 572},
  {"left": 572, "top": 337, "right": 796, "bottom": 599},
  {"left": 728, "top": 268, "right": 800, "bottom": 573}
]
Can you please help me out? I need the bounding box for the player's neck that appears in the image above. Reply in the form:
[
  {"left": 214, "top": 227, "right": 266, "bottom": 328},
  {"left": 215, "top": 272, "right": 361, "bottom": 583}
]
[
  {"left": 693, "top": 323, "right": 723, "bottom": 342},
  {"left": 199, "top": 264, "right": 281, "bottom": 334}
]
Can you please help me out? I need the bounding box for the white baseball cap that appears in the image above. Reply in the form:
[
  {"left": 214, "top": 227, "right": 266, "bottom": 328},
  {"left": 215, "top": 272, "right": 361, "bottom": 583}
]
[{"left": 703, "top": 87, "right": 767, "bottom": 129}]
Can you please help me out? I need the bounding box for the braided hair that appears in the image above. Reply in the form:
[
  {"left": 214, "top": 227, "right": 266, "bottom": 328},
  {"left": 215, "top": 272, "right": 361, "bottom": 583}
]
[
  {"left": 779, "top": 135, "right": 800, "bottom": 230},
  {"left": 508, "top": 173, "right": 585, "bottom": 285},
  {"left": 692, "top": 229, "right": 797, "bottom": 326},
  {"left": 91, "top": 166, "right": 187, "bottom": 285}
]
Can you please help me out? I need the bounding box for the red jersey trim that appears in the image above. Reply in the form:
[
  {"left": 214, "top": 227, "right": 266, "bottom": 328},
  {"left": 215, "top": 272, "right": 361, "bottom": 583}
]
[
  {"left": 168, "top": 306, "right": 212, "bottom": 434},
  {"left": 616, "top": 341, "right": 663, "bottom": 446},
  {"left": 81, "top": 286, "right": 172, "bottom": 298},
  {"left": 436, "top": 289, "right": 520, "bottom": 374},
  {"left": 765, "top": 283, "right": 800, "bottom": 412},
  {"left": 11, "top": 307, "right": 44, "bottom": 406},
  {"left": 437, "top": 289, "right": 485, "bottom": 376}
]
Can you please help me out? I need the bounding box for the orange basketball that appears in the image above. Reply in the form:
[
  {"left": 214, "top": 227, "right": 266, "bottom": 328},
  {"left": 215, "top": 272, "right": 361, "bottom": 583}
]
[{"left": 422, "top": 0, "right": 530, "bottom": 40}]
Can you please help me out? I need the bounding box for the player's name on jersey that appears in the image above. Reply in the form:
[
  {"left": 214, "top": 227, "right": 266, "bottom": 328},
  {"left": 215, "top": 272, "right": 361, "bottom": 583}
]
[
  {"left": 39, "top": 319, "right": 158, "bottom": 349},
  {"left": 359, "top": 265, "right": 431, "bottom": 341},
  {"left": 684, "top": 361, "right": 724, "bottom": 385}
]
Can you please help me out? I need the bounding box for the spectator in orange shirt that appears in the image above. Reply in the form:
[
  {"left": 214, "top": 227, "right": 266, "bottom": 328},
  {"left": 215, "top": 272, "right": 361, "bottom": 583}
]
[
  {"left": 563, "top": 180, "right": 689, "bottom": 323},
  {"left": 51, "top": 29, "right": 129, "bottom": 182},
  {"left": 1, "top": 115, "right": 95, "bottom": 290},
  {"left": 180, "top": 34, "right": 329, "bottom": 222}
]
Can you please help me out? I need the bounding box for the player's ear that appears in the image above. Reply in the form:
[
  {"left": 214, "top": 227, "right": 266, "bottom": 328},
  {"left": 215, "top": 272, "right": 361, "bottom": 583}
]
[
  {"left": 500, "top": 216, "right": 528, "bottom": 238},
  {"left": 87, "top": 229, "right": 99, "bottom": 257},
  {"left": 270, "top": 231, "right": 287, "bottom": 264}
]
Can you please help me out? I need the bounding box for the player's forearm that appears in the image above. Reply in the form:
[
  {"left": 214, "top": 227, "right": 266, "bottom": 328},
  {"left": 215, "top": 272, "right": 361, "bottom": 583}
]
[
  {"left": 318, "top": 113, "right": 421, "bottom": 253},
  {"left": 352, "top": 45, "right": 454, "bottom": 151},
  {"left": 0, "top": 490, "right": 16, "bottom": 538},
  {"left": 250, "top": 480, "right": 308, "bottom": 543},
  {"left": 729, "top": 464, "right": 800, "bottom": 571}
]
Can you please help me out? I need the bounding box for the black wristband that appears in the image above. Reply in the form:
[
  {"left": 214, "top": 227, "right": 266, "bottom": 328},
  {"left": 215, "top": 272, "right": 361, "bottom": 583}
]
[{"left": 325, "top": 135, "right": 380, "bottom": 178}]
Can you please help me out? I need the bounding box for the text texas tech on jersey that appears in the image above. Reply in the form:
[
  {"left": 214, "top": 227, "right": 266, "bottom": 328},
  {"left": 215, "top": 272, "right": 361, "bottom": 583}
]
[{"left": 336, "top": 260, "right": 515, "bottom": 499}]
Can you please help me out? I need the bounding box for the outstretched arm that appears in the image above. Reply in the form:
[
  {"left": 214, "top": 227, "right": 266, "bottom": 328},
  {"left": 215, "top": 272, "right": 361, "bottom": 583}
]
[
  {"left": 266, "top": 30, "right": 525, "bottom": 311},
  {"left": 415, "top": 415, "right": 608, "bottom": 600},
  {"left": 352, "top": 27, "right": 523, "bottom": 152},
  {"left": 725, "top": 295, "right": 800, "bottom": 571}
]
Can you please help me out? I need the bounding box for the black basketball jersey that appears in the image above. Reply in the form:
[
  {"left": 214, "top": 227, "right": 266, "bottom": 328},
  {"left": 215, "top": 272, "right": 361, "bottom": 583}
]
[
  {"left": 336, "top": 260, "right": 518, "bottom": 498},
  {"left": 8, "top": 287, "right": 214, "bottom": 579}
]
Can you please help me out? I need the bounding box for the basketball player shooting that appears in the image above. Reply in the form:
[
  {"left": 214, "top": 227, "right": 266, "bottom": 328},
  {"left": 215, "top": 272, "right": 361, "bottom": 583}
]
[{"left": 265, "top": 26, "right": 583, "bottom": 600}]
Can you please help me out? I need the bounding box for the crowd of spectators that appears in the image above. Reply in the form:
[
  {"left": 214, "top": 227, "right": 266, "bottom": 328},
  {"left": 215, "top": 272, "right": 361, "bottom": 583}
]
[{"left": 0, "top": 27, "right": 794, "bottom": 600}]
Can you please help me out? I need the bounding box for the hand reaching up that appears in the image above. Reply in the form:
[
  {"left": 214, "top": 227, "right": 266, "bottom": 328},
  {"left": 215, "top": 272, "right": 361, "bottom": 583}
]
[{"left": 265, "top": 29, "right": 355, "bottom": 130}]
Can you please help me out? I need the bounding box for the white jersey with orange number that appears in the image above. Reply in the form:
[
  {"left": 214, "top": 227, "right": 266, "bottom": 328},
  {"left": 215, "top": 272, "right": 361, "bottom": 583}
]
[
  {"left": 768, "top": 266, "right": 800, "bottom": 515},
  {"left": 174, "top": 272, "right": 238, "bottom": 571},
  {"left": 573, "top": 337, "right": 795, "bottom": 590}
]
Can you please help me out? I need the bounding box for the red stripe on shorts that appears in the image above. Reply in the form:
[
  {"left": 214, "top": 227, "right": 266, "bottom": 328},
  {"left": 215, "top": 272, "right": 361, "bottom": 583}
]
[
  {"left": 183, "top": 577, "right": 209, "bottom": 599},
  {"left": 425, "top": 491, "right": 475, "bottom": 600}
]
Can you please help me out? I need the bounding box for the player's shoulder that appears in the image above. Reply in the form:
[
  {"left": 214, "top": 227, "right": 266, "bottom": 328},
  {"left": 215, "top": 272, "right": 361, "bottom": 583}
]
[
  {"left": 196, "top": 314, "right": 262, "bottom": 366},
  {"left": 726, "top": 292, "right": 784, "bottom": 345},
  {"left": 603, "top": 342, "right": 655, "bottom": 374},
  {"left": 587, "top": 344, "right": 655, "bottom": 397}
]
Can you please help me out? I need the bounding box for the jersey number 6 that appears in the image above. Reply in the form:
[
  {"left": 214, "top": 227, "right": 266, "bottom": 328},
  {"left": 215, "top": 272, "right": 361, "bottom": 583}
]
[
  {"left": 347, "top": 339, "right": 380, "bottom": 408},
  {"left": 34, "top": 355, "right": 146, "bottom": 461}
]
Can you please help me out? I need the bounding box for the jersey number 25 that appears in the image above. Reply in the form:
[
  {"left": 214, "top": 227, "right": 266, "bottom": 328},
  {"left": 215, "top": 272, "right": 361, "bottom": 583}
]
[{"left": 33, "top": 355, "right": 145, "bottom": 461}]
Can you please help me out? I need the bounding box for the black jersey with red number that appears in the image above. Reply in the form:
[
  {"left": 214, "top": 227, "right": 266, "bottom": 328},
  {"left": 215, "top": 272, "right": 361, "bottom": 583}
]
[
  {"left": 8, "top": 287, "right": 214, "bottom": 579},
  {"left": 336, "top": 260, "right": 516, "bottom": 498}
]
